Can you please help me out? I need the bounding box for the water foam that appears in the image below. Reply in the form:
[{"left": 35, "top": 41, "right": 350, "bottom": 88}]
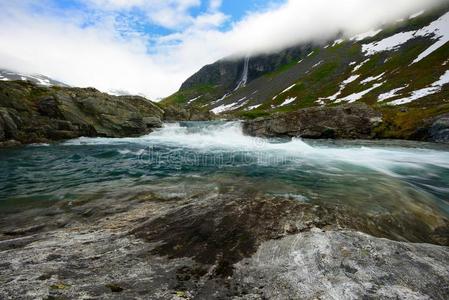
[{"left": 63, "top": 122, "right": 449, "bottom": 176}]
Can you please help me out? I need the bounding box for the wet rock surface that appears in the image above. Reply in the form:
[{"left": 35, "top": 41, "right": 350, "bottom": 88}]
[
  {"left": 234, "top": 229, "right": 449, "bottom": 299},
  {"left": 428, "top": 113, "right": 449, "bottom": 143},
  {"left": 0, "top": 187, "right": 448, "bottom": 299},
  {"left": 242, "top": 103, "right": 382, "bottom": 139},
  {"left": 0, "top": 81, "right": 164, "bottom": 146}
]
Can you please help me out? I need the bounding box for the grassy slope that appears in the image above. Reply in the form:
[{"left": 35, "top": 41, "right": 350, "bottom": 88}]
[{"left": 161, "top": 6, "right": 449, "bottom": 139}]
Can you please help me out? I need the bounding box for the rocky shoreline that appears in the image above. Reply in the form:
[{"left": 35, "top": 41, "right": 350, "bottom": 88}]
[
  {"left": 0, "top": 81, "right": 164, "bottom": 147},
  {"left": 2, "top": 81, "right": 449, "bottom": 148},
  {"left": 0, "top": 185, "right": 448, "bottom": 299},
  {"left": 242, "top": 103, "right": 449, "bottom": 143}
]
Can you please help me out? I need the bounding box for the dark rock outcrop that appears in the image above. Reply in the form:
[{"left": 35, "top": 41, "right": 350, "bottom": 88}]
[
  {"left": 428, "top": 113, "right": 449, "bottom": 143},
  {"left": 243, "top": 103, "right": 383, "bottom": 139},
  {"left": 0, "top": 81, "right": 164, "bottom": 146}
]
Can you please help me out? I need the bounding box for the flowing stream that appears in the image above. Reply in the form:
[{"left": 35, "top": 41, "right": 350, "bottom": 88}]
[
  {"left": 1, "top": 121, "right": 449, "bottom": 220},
  {"left": 234, "top": 56, "right": 249, "bottom": 90}
]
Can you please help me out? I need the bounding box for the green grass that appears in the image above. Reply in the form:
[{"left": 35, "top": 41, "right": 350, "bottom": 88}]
[
  {"left": 160, "top": 84, "right": 218, "bottom": 107},
  {"left": 264, "top": 60, "right": 298, "bottom": 78}
]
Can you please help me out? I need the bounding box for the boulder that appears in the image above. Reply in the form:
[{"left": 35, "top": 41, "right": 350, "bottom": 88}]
[
  {"left": 243, "top": 103, "right": 383, "bottom": 139},
  {"left": 428, "top": 113, "right": 449, "bottom": 143}
]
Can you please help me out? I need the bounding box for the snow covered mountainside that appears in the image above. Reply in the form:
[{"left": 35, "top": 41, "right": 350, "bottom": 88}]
[
  {"left": 161, "top": 4, "right": 449, "bottom": 138},
  {"left": 0, "top": 69, "right": 68, "bottom": 87}
]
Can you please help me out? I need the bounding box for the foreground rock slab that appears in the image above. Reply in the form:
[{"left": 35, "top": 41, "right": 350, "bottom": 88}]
[
  {"left": 0, "top": 188, "right": 448, "bottom": 299},
  {"left": 235, "top": 229, "right": 449, "bottom": 299}
]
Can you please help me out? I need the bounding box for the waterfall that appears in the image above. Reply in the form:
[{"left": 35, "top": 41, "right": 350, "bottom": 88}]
[{"left": 234, "top": 56, "right": 250, "bottom": 91}]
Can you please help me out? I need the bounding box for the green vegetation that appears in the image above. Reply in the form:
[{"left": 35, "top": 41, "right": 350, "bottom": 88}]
[
  {"left": 264, "top": 60, "right": 298, "bottom": 78},
  {"left": 237, "top": 109, "right": 270, "bottom": 119},
  {"left": 160, "top": 84, "right": 218, "bottom": 107},
  {"left": 164, "top": 5, "right": 449, "bottom": 129}
]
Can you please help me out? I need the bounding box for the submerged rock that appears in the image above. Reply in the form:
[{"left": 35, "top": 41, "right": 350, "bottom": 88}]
[
  {"left": 243, "top": 103, "right": 382, "bottom": 139},
  {"left": 0, "top": 81, "right": 164, "bottom": 146}
]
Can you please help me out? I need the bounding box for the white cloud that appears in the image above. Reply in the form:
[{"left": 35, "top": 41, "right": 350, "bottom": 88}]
[
  {"left": 209, "top": 0, "right": 222, "bottom": 11},
  {"left": 222, "top": 0, "right": 446, "bottom": 56},
  {"left": 85, "top": 0, "right": 202, "bottom": 29},
  {"left": 0, "top": 0, "right": 445, "bottom": 99}
]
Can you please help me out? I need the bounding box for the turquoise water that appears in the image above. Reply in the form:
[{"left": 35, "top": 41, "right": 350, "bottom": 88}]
[{"left": 1, "top": 121, "right": 449, "bottom": 219}]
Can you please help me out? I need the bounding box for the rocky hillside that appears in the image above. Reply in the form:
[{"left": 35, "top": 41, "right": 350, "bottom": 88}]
[
  {"left": 162, "top": 4, "right": 449, "bottom": 140},
  {"left": 0, "top": 81, "right": 164, "bottom": 147}
]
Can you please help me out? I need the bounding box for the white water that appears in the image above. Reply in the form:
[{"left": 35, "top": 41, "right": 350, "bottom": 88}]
[
  {"left": 234, "top": 56, "right": 250, "bottom": 91},
  {"left": 64, "top": 122, "right": 449, "bottom": 177}
]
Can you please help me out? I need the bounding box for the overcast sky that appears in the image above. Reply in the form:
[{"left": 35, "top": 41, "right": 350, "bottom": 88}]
[{"left": 0, "top": 0, "right": 445, "bottom": 99}]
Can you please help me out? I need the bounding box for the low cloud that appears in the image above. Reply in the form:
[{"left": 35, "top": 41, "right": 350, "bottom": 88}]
[{"left": 0, "top": 0, "right": 445, "bottom": 99}]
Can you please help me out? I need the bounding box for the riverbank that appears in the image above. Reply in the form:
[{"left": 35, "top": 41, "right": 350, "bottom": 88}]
[{"left": 242, "top": 103, "right": 449, "bottom": 143}]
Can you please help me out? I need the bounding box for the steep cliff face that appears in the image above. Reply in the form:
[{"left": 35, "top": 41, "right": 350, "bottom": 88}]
[
  {"left": 161, "top": 44, "right": 313, "bottom": 108},
  {"left": 0, "top": 81, "right": 164, "bottom": 146}
]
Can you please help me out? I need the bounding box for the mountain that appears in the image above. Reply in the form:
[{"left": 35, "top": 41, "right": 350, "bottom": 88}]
[
  {"left": 161, "top": 3, "right": 449, "bottom": 140},
  {"left": 0, "top": 69, "right": 68, "bottom": 87}
]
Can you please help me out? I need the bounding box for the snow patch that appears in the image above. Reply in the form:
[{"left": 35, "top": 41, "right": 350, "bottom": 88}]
[
  {"left": 246, "top": 104, "right": 262, "bottom": 111},
  {"left": 409, "top": 10, "right": 425, "bottom": 19},
  {"left": 281, "top": 84, "right": 296, "bottom": 94},
  {"left": 312, "top": 61, "right": 323, "bottom": 68},
  {"left": 318, "top": 75, "right": 360, "bottom": 102},
  {"left": 378, "top": 85, "right": 408, "bottom": 101},
  {"left": 343, "top": 75, "right": 360, "bottom": 85},
  {"left": 352, "top": 59, "right": 370, "bottom": 72},
  {"left": 361, "top": 73, "right": 385, "bottom": 84},
  {"left": 279, "top": 97, "right": 297, "bottom": 107},
  {"left": 211, "top": 97, "right": 248, "bottom": 114},
  {"left": 332, "top": 39, "right": 344, "bottom": 47},
  {"left": 389, "top": 71, "right": 449, "bottom": 105},
  {"left": 335, "top": 82, "right": 384, "bottom": 103},
  {"left": 212, "top": 93, "right": 229, "bottom": 104},
  {"left": 412, "top": 12, "right": 449, "bottom": 63},
  {"left": 362, "top": 31, "right": 415, "bottom": 55},
  {"left": 362, "top": 12, "right": 449, "bottom": 63},
  {"left": 187, "top": 96, "right": 201, "bottom": 104},
  {"left": 351, "top": 29, "right": 382, "bottom": 41}
]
